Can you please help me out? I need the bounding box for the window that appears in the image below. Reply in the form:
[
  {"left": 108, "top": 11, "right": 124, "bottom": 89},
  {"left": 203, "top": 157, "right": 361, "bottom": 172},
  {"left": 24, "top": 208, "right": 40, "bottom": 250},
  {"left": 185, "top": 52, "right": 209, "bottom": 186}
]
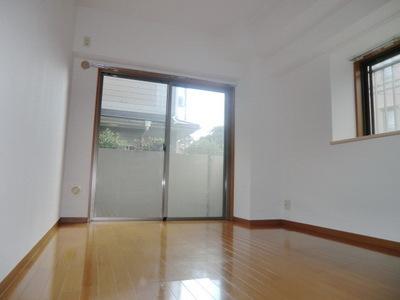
[
  {"left": 354, "top": 41, "right": 400, "bottom": 136},
  {"left": 92, "top": 67, "right": 235, "bottom": 220}
]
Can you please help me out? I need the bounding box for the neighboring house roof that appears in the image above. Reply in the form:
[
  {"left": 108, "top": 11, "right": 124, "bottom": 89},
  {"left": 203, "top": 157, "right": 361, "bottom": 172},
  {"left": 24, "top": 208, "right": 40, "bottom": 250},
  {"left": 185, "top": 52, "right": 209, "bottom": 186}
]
[
  {"left": 100, "top": 109, "right": 200, "bottom": 140},
  {"left": 101, "top": 109, "right": 199, "bottom": 128},
  {"left": 101, "top": 108, "right": 165, "bottom": 123}
]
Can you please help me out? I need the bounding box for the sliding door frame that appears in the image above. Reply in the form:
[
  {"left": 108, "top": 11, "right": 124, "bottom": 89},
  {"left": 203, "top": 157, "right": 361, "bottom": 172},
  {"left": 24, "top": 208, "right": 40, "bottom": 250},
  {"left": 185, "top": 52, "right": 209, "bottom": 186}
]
[{"left": 89, "top": 67, "right": 234, "bottom": 221}]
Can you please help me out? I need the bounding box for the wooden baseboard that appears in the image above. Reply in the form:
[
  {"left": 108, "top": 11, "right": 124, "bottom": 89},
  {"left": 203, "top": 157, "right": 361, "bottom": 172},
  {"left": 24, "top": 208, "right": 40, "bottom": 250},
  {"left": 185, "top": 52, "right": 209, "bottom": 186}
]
[
  {"left": 232, "top": 216, "right": 251, "bottom": 226},
  {"left": 233, "top": 217, "right": 400, "bottom": 252},
  {"left": 250, "top": 219, "right": 282, "bottom": 226},
  {"left": 0, "top": 220, "right": 59, "bottom": 296},
  {"left": 233, "top": 217, "right": 282, "bottom": 227},
  {"left": 282, "top": 220, "right": 400, "bottom": 252},
  {"left": 59, "top": 217, "right": 89, "bottom": 224}
]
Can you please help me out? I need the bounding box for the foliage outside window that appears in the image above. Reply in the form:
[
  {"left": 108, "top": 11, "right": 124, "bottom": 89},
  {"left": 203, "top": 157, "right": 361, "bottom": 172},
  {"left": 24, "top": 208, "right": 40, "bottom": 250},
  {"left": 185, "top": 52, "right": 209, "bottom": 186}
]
[
  {"left": 99, "top": 126, "right": 224, "bottom": 155},
  {"left": 184, "top": 126, "right": 224, "bottom": 155},
  {"left": 130, "top": 137, "right": 164, "bottom": 151},
  {"left": 99, "top": 128, "right": 164, "bottom": 151},
  {"left": 354, "top": 41, "right": 400, "bottom": 136},
  {"left": 98, "top": 128, "right": 127, "bottom": 149}
]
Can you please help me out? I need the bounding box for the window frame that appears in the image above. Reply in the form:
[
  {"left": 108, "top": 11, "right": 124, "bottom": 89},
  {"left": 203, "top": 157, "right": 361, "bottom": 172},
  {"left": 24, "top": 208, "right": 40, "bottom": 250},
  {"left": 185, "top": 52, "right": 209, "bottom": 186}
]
[{"left": 354, "top": 40, "right": 400, "bottom": 137}]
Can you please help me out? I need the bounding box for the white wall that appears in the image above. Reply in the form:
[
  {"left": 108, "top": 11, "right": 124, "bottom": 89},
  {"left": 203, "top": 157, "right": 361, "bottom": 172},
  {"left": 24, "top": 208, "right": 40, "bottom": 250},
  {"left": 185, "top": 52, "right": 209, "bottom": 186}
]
[
  {"left": 237, "top": 59, "right": 282, "bottom": 220},
  {"left": 61, "top": 6, "right": 281, "bottom": 221},
  {"left": 330, "top": 55, "right": 356, "bottom": 140},
  {"left": 279, "top": 5, "right": 400, "bottom": 242},
  {"left": 62, "top": 3, "right": 400, "bottom": 244},
  {"left": 280, "top": 54, "right": 400, "bottom": 242},
  {"left": 0, "top": 0, "right": 76, "bottom": 282},
  {"left": 61, "top": 58, "right": 98, "bottom": 218}
]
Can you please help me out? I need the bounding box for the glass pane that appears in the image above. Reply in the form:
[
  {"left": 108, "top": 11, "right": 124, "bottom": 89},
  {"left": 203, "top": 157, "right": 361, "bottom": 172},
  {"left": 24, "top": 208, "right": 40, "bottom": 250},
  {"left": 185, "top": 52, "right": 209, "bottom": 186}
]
[
  {"left": 94, "top": 76, "right": 167, "bottom": 218},
  {"left": 371, "top": 54, "right": 400, "bottom": 133},
  {"left": 168, "top": 87, "right": 225, "bottom": 218}
]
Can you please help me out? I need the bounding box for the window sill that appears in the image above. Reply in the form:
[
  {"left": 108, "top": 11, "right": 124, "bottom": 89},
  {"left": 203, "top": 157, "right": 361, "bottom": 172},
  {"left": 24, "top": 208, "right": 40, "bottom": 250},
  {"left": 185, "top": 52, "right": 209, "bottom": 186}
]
[{"left": 331, "top": 130, "right": 400, "bottom": 145}]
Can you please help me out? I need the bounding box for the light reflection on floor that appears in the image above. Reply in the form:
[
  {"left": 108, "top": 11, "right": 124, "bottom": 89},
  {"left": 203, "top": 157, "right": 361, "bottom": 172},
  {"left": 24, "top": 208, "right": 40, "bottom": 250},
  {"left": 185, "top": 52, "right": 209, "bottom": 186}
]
[{"left": 157, "top": 278, "right": 222, "bottom": 300}]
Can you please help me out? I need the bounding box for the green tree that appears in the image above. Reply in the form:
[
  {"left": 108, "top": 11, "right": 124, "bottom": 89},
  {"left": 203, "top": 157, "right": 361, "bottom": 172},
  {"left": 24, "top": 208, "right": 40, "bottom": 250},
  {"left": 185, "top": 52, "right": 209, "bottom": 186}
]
[
  {"left": 131, "top": 137, "right": 164, "bottom": 151},
  {"left": 98, "top": 128, "right": 127, "bottom": 149},
  {"left": 184, "top": 126, "right": 224, "bottom": 155},
  {"left": 208, "top": 126, "right": 224, "bottom": 148}
]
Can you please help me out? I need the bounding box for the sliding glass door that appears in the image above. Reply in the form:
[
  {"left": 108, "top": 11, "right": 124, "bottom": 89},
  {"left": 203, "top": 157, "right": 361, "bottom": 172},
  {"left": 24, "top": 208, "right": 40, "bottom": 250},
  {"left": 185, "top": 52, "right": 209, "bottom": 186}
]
[
  {"left": 94, "top": 75, "right": 167, "bottom": 219},
  {"left": 92, "top": 70, "right": 232, "bottom": 220},
  {"left": 167, "top": 86, "right": 226, "bottom": 218}
]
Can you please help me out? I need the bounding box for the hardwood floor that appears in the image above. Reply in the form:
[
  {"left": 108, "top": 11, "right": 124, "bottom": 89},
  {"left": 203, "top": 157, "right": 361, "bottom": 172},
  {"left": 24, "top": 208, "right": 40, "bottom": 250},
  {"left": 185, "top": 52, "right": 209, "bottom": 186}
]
[{"left": 1, "top": 221, "right": 400, "bottom": 299}]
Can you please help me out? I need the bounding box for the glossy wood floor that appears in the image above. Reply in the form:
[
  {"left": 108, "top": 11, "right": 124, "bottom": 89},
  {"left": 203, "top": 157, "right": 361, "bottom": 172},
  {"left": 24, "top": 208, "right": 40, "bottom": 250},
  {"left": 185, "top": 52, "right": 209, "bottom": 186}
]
[{"left": 1, "top": 221, "right": 400, "bottom": 300}]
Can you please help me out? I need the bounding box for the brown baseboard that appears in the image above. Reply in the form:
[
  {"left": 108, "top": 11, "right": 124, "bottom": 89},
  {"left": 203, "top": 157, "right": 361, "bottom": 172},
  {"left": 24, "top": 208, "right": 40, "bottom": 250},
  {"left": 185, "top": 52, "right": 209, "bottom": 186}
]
[
  {"left": 282, "top": 220, "right": 400, "bottom": 252},
  {"left": 250, "top": 219, "right": 282, "bottom": 226},
  {"left": 0, "top": 220, "right": 59, "bottom": 296},
  {"left": 232, "top": 216, "right": 252, "bottom": 226},
  {"left": 233, "top": 217, "right": 282, "bottom": 227},
  {"left": 59, "top": 217, "right": 89, "bottom": 224},
  {"left": 233, "top": 217, "right": 400, "bottom": 253}
]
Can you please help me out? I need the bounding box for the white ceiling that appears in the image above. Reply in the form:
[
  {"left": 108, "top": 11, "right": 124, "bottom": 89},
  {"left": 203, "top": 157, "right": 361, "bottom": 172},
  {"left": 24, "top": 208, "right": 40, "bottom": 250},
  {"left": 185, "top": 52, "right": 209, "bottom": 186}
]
[
  {"left": 77, "top": 0, "right": 400, "bottom": 75},
  {"left": 78, "top": 0, "right": 272, "bottom": 36}
]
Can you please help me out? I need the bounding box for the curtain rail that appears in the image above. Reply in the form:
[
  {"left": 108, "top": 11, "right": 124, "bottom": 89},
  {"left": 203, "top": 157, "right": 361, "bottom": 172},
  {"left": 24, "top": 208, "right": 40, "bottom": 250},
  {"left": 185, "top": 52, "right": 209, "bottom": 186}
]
[{"left": 349, "top": 36, "right": 400, "bottom": 62}]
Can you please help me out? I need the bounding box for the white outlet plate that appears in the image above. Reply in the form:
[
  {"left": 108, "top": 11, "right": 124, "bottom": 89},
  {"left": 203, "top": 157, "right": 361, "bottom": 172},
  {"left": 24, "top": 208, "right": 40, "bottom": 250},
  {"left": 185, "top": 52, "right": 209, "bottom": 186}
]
[{"left": 83, "top": 36, "right": 91, "bottom": 47}]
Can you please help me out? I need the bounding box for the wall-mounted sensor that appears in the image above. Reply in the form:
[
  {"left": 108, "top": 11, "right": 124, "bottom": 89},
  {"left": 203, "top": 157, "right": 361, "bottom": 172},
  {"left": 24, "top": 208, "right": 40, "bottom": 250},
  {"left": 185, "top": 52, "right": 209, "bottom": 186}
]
[{"left": 81, "top": 60, "right": 90, "bottom": 69}]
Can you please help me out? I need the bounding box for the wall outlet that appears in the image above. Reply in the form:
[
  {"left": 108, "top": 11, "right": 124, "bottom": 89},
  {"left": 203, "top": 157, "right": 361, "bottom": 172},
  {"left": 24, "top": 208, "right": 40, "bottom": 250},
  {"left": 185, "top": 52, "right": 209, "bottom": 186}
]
[
  {"left": 284, "top": 200, "right": 291, "bottom": 211},
  {"left": 83, "top": 36, "right": 91, "bottom": 47}
]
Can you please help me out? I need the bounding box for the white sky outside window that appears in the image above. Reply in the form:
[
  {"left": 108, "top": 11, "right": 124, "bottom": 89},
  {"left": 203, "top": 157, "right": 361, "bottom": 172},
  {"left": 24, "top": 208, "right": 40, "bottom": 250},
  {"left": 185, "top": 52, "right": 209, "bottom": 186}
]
[{"left": 176, "top": 87, "right": 225, "bottom": 140}]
